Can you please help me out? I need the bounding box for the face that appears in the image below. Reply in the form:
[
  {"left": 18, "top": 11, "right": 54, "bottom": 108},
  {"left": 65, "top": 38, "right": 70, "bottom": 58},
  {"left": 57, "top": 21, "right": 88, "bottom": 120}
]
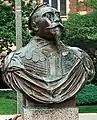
[{"left": 30, "top": 6, "right": 64, "bottom": 41}]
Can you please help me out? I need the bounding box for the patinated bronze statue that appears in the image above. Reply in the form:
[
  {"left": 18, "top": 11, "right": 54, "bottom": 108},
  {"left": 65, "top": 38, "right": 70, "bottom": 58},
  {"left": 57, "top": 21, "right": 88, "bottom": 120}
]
[{"left": 2, "top": 4, "right": 95, "bottom": 104}]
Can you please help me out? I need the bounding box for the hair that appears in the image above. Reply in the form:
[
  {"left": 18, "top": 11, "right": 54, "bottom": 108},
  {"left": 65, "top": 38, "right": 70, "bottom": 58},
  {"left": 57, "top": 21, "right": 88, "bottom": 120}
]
[{"left": 28, "top": 3, "right": 50, "bottom": 30}]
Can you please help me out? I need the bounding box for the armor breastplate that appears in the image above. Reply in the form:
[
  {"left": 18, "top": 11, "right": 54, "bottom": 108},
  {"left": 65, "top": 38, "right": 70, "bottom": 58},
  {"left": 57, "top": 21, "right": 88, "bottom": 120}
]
[
  {"left": 3, "top": 37, "right": 95, "bottom": 103},
  {"left": 21, "top": 47, "right": 79, "bottom": 83}
]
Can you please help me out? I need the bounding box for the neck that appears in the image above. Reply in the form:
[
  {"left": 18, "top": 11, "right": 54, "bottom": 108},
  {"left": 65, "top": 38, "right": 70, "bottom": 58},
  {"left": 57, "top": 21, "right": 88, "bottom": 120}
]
[
  {"left": 33, "top": 35, "right": 62, "bottom": 44},
  {"left": 32, "top": 35, "right": 65, "bottom": 51}
]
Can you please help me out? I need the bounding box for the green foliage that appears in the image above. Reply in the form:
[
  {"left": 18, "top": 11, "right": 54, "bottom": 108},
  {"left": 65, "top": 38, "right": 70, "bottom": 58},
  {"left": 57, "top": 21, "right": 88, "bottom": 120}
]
[
  {"left": 0, "top": 90, "right": 17, "bottom": 100},
  {"left": 0, "top": 1, "right": 15, "bottom": 43},
  {"left": 75, "top": 84, "right": 97, "bottom": 105},
  {"left": 0, "top": 0, "right": 33, "bottom": 47},
  {"left": 86, "top": 0, "right": 97, "bottom": 10},
  {"left": 22, "top": 1, "right": 33, "bottom": 46},
  {"left": 62, "top": 0, "right": 97, "bottom": 47},
  {"left": 62, "top": 11, "right": 97, "bottom": 46}
]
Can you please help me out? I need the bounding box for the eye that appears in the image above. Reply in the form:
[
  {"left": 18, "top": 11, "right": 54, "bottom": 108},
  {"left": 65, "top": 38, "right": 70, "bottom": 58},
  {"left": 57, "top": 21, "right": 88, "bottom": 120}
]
[
  {"left": 46, "top": 13, "right": 51, "bottom": 19},
  {"left": 43, "top": 12, "right": 53, "bottom": 20},
  {"left": 55, "top": 12, "right": 60, "bottom": 18}
]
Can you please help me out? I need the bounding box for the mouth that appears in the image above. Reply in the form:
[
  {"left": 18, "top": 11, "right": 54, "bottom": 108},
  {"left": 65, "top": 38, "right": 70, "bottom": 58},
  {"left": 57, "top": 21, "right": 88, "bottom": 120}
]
[{"left": 45, "top": 22, "right": 64, "bottom": 30}]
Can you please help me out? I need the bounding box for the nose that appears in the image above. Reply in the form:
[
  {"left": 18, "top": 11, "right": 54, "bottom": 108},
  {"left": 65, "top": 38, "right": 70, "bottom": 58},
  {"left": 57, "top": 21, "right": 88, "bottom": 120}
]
[
  {"left": 54, "top": 16, "right": 60, "bottom": 23},
  {"left": 54, "top": 14, "right": 60, "bottom": 23},
  {"left": 53, "top": 14, "right": 64, "bottom": 28}
]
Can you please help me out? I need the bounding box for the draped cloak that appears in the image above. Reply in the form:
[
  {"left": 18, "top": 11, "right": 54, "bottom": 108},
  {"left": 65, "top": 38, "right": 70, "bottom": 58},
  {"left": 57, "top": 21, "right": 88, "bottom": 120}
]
[{"left": 2, "top": 36, "right": 95, "bottom": 103}]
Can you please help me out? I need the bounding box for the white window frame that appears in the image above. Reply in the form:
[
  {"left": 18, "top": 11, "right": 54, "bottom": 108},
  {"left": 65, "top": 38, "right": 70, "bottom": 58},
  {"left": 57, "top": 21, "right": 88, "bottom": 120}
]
[{"left": 40, "top": 0, "right": 70, "bottom": 16}]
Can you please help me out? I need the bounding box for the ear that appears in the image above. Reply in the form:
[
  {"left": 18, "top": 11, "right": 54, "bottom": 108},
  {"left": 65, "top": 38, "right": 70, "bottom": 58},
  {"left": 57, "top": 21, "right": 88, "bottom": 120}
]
[{"left": 31, "top": 22, "right": 39, "bottom": 32}]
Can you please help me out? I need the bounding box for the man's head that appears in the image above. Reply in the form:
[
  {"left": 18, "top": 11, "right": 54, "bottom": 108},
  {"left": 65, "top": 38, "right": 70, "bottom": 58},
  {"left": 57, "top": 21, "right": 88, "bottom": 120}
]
[{"left": 28, "top": 4, "right": 64, "bottom": 41}]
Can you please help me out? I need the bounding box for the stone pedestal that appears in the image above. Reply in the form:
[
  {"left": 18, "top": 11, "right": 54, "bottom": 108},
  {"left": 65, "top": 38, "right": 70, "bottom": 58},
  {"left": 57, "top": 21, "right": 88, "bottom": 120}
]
[
  {"left": 22, "top": 107, "right": 79, "bottom": 120},
  {"left": 17, "top": 91, "right": 23, "bottom": 114}
]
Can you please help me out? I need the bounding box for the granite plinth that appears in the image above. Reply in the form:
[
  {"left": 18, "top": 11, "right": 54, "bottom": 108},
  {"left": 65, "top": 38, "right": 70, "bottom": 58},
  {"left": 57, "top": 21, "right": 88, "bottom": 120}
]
[{"left": 22, "top": 107, "right": 79, "bottom": 120}]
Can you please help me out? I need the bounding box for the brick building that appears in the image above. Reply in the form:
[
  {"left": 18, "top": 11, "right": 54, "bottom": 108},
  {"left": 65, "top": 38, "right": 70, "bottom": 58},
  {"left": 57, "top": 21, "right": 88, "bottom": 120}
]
[
  {"left": 41, "top": 0, "right": 92, "bottom": 16},
  {"left": 69, "top": 0, "right": 92, "bottom": 14},
  {"left": 3, "top": 0, "right": 92, "bottom": 16}
]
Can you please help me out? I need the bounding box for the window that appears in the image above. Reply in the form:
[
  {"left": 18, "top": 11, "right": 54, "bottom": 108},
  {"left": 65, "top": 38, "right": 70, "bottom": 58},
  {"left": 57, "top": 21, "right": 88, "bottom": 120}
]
[
  {"left": 60, "top": 0, "right": 66, "bottom": 16},
  {"left": 43, "top": 0, "right": 49, "bottom": 4},
  {"left": 42, "top": 0, "right": 67, "bottom": 16}
]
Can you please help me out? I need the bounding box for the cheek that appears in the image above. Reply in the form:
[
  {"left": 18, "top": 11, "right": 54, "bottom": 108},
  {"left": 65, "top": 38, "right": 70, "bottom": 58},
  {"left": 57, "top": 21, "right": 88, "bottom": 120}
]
[
  {"left": 45, "top": 18, "right": 52, "bottom": 26},
  {"left": 39, "top": 18, "right": 52, "bottom": 30},
  {"left": 50, "top": 28, "right": 61, "bottom": 35}
]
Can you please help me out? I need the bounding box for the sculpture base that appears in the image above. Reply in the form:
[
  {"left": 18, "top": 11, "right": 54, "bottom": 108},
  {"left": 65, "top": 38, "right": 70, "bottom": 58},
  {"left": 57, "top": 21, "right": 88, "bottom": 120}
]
[{"left": 22, "top": 107, "right": 79, "bottom": 120}]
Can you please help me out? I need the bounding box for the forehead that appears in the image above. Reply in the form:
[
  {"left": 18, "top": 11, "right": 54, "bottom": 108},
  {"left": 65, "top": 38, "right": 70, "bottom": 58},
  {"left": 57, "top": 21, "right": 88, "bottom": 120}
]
[{"left": 36, "top": 6, "right": 59, "bottom": 15}]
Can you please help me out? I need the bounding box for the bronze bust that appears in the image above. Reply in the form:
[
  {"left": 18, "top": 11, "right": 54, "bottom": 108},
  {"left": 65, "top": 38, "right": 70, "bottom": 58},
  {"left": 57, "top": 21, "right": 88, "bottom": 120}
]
[{"left": 2, "top": 4, "right": 95, "bottom": 104}]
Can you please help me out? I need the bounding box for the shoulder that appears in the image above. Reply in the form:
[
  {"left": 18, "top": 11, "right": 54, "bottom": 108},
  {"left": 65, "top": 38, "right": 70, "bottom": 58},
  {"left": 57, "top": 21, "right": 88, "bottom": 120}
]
[
  {"left": 67, "top": 46, "right": 88, "bottom": 59},
  {"left": 67, "top": 46, "right": 83, "bottom": 53},
  {"left": 4, "top": 52, "right": 15, "bottom": 70}
]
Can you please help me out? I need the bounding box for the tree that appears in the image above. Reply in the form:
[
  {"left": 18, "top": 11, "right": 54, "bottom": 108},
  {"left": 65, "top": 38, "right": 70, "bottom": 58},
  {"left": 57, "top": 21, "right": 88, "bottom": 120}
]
[
  {"left": 0, "top": 0, "right": 34, "bottom": 50},
  {"left": 62, "top": 0, "right": 97, "bottom": 85},
  {"left": 0, "top": 0, "right": 15, "bottom": 44},
  {"left": 86, "top": 0, "right": 97, "bottom": 10}
]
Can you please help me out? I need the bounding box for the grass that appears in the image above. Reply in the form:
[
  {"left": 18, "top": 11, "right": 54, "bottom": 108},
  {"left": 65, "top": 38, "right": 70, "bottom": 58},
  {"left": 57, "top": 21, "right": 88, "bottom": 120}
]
[
  {"left": 79, "top": 105, "right": 97, "bottom": 113},
  {"left": 0, "top": 97, "right": 17, "bottom": 114},
  {"left": 0, "top": 97, "right": 97, "bottom": 114},
  {"left": 0, "top": 90, "right": 17, "bottom": 114},
  {"left": 0, "top": 90, "right": 97, "bottom": 114}
]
